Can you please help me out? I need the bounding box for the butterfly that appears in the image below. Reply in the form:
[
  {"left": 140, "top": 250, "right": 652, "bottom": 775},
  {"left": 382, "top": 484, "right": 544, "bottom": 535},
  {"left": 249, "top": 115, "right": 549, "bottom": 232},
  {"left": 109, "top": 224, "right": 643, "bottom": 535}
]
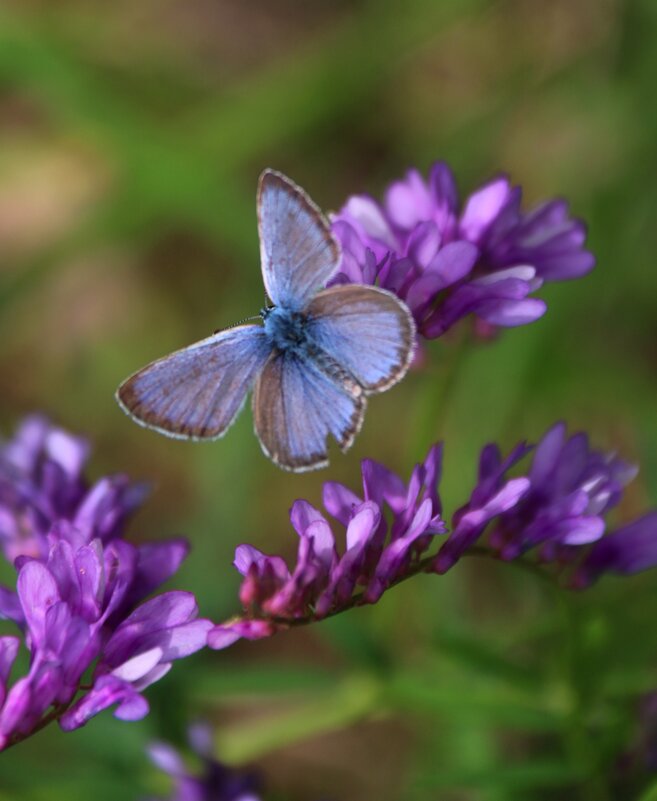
[{"left": 116, "top": 169, "right": 415, "bottom": 472}]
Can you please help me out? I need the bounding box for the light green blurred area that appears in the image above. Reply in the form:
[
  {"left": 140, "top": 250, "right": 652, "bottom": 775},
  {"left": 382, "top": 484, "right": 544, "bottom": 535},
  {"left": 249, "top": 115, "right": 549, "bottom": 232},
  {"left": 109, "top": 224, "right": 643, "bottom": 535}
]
[{"left": 0, "top": 0, "right": 656, "bottom": 799}]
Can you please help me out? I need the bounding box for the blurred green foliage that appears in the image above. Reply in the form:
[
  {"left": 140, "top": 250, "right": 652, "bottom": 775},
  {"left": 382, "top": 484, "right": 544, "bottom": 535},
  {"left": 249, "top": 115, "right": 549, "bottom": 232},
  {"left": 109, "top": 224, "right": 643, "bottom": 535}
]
[{"left": 0, "top": 0, "right": 656, "bottom": 799}]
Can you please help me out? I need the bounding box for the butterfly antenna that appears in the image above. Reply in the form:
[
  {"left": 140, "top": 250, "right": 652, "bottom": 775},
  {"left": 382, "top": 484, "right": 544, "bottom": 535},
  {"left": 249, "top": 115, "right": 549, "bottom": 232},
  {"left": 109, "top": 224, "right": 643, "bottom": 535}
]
[{"left": 214, "top": 315, "right": 262, "bottom": 334}]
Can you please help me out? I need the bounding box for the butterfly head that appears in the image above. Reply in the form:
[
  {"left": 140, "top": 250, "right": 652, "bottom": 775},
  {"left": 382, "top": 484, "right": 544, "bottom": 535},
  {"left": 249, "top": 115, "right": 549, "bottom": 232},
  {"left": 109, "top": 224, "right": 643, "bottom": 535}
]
[{"left": 261, "top": 305, "right": 309, "bottom": 355}]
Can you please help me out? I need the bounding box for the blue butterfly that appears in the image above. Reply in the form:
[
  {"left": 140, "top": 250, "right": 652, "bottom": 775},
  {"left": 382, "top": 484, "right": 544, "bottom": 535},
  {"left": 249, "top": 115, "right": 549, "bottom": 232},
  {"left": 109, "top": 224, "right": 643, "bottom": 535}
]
[{"left": 116, "top": 169, "right": 415, "bottom": 472}]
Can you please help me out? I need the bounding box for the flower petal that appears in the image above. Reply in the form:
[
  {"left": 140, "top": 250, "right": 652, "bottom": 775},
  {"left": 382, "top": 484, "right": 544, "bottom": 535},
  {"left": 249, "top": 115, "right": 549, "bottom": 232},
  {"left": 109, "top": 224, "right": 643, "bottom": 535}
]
[{"left": 17, "top": 561, "right": 60, "bottom": 648}]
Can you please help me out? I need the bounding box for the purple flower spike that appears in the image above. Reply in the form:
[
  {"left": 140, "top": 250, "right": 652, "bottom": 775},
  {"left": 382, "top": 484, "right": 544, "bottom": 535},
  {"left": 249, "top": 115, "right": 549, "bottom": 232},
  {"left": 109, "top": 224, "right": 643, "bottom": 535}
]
[
  {"left": 435, "top": 422, "right": 648, "bottom": 581},
  {"left": 212, "top": 424, "right": 656, "bottom": 649},
  {"left": 331, "top": 161, "right": 594, "bottom": 342},
  {"left": 208, "top": 445, "right": 446, "bottom": 649},
  {"left": 144, "top": 724, "right": 262, "bottom": 801},
  {"left": 0, "top": 416, "right": 207, "bottom": 750}
]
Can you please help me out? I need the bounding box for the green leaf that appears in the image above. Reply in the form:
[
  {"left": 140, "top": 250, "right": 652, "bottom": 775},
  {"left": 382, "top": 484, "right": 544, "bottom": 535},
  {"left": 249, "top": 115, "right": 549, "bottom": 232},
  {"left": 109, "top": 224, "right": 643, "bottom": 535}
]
[
  {"left": 433, "top": 628, "right": 540, "bottom": 689},
  {"left": 214, "top": 674, "right": 382, "bottom": 764},
  {"left": 414, "top": 759, "right": 585, "bottom": 791},
  {"left": 638, "top": 780, "right": 657, "bottom": 801},
  {"left": 387, "top": 670, "right": 564, "bottom": 731}
]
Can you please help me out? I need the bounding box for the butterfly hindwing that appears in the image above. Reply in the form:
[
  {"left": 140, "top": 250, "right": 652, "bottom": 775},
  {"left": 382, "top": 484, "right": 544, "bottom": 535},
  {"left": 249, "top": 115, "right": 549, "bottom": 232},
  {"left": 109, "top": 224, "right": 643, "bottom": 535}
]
[
  {"left": 252, "top": 350, "right": 366, "bottom": 472},
  {"left": 257, "top": 169, "right": 340, "bottom": 311},
  {"left": 305, "top": 284, "right": 416, "bottom": 392},
  {"left": 117, "top": 325, "right": 271, "bottom": 440}
]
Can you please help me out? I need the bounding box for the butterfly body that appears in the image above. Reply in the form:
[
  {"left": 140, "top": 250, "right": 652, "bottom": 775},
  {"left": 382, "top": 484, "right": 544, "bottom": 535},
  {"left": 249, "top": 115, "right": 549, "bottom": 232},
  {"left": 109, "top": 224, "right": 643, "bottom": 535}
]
[
  {"left": 261, "top": 306, "right": 309, "bottom": 354},
  {"left": 117, "top": 169, "right": 415, "bottom": 472}
]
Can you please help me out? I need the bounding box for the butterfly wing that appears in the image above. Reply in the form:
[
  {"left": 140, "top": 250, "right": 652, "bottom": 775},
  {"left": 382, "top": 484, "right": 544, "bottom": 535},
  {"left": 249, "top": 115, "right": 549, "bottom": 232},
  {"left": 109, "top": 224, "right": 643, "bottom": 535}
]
[
  {"left": 117, "top": 325, "right": 271, "bottom": 440},
  {"left": 305, "top": 284, "right": 416, "bottom": 393},
  {"left": 253, "top": 350, "right": 366, "bottom": 472},
  {"left": 257, "top": 169, "right": 340, "bottom": 311}
]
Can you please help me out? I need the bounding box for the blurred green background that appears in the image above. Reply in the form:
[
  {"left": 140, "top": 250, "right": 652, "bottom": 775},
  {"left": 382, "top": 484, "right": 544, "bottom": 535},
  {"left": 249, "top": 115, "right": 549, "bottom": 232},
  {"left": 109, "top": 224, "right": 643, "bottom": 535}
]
[{"left": 1, "top": 0, "right": 656, "bottom": 798}]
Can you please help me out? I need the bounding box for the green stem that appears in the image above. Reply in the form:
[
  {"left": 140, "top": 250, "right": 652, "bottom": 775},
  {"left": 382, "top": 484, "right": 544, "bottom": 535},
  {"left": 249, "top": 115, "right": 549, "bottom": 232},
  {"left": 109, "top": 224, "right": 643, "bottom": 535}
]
[
  {"left": 409, "top": 328, "right": 471, "bottom": 459},
  {"left": 556, "top": 592, "right": 612, "bottom": 801},
  {"left": 215, "top": 674, "right": 382, "bottom": 764},
  {"left": 2, "top": 700, "right": 73, "bottom": 753}
]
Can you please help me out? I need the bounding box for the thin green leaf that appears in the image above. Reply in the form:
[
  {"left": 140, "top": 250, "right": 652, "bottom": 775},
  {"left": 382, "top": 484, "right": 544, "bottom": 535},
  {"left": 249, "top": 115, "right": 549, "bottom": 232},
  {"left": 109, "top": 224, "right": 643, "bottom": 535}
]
[
  {"left": 214, "top": 674, "right": 382, "bottom": 764},
  {"left": 638, "top": 780, "right": 657, "bottom": 801},
  {"left": 388, "top": 671, "right": 564, "bottom": 731}
]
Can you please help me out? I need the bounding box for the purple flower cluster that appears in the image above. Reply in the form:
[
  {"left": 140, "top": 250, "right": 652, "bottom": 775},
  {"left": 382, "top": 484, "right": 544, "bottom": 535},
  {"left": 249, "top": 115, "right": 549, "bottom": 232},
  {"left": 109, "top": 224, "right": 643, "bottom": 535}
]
[
  {"left": 433, "top": 422, "right": 653, "bottom": 586},
  {"left": 145, "top": 724, "right": 261, "bottom": 801},
  {"left": 0, "top": 416, "right": 210, "bottom": 749},
  {"left": 331, "top": 162, "right": 594, "bottom": 338},
  {"left": 208, "top": 446, "right": 446, "bottom": 649},
  {"left": 0, "top": 415, "right": 145, "bottom": 562},
  {"left": 210, "top": 423, "right": 657, "bottom": 646}
]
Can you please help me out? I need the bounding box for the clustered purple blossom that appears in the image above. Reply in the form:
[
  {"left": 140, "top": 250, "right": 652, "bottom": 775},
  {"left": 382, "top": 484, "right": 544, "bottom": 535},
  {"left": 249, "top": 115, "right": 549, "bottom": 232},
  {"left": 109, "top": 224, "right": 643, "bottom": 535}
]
[
  {"left": 433, "top": 422, "right": 656, "bottom": 586},
  {"left": 0, "top": 416, "right": 211, "bottom": 749},
  {"left": 331, "top": 162, "right": 594, "bottom": 338},
  {"left": 0, "top": 415, "right": 145, "bottom": 562},
  {"left": 210, "top": 423, "right": 657, "bottom": 646},
  {"left": 145, "top": 724, "right": 261, "bottom": 801},
  {"left": 208, "top": 446, "right": 446, "bottom": 648}
]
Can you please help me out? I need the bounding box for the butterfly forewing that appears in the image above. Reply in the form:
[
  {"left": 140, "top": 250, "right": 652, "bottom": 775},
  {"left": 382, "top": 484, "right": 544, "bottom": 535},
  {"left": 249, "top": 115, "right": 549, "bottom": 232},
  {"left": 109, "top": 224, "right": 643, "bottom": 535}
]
[
  {"left": 252, "top": 350, "right": 366, "bottom": 472},
  {"left": 257, "top": 170, "right": 340, "bottom": 311},
  {"left": 117, "top": 325, "right": 271, "bottom": 440},
  {"left": 305, "top": 284, "right": 416, "bottom": 392}
]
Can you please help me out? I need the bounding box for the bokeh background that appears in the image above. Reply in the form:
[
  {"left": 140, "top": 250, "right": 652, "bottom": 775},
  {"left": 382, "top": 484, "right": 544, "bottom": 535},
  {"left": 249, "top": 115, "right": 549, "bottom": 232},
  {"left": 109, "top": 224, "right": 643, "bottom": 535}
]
[{"left": 0, "top": 0, "right": 656, "bottom": 798}]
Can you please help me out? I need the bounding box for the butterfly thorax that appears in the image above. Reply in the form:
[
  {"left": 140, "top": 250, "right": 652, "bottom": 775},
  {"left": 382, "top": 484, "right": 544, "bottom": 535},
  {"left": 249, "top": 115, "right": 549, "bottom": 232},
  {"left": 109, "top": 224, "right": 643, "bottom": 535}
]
[{"left": 261, "top": 306, "right": 310, "bottom": 354}]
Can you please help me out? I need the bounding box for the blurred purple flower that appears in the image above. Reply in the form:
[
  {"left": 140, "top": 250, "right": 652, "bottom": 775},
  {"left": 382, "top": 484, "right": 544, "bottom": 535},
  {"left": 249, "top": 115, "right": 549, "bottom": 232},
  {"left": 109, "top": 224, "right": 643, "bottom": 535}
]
[
  {"left": 144, "top": 723, "right": 261, "bottom": 801},
  {"left": 434, "top": 422, "right": 648, "bottom": 580},
  {"left": 0, "top": 415, "right": 147, "bottom": 562},
  {"left": 572, "top": 512, "right": 657, "bottom": 588},
  {"left": 0, "top": 416, "right": 210, "bottom": 750},
  {"left": 331, "top": 162, "right": 594, "bottom": 338},
  {"left": 208, "top": 446, "right": 446, "bottom": 649}
]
